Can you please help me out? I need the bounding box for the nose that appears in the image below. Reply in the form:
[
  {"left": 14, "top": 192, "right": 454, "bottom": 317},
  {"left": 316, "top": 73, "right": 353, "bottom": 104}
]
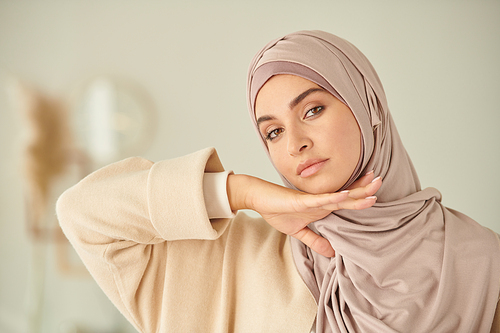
[{"left": 287, "top": 127, "right": 313, "bottom": 156}]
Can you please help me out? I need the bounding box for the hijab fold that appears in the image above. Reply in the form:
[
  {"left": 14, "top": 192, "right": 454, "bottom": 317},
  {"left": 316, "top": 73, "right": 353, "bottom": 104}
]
[{"left": 247, "top": 30, "right": 500, "bottom": 333}]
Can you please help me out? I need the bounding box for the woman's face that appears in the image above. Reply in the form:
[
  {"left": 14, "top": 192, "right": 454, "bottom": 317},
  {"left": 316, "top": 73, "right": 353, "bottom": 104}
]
[{"left": 255, "top": 74, "right": 361, "bottom": 194}]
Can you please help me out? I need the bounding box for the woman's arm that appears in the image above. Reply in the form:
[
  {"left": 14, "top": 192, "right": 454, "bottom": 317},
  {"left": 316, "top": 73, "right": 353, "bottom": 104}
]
[
  {"left": 56, "top": 148, "right": 230, "bottom": 332},
  {"left": 227, "top": 172, "right": 382, "bottom": 257},
  {"left": 56, "top": 146, "right": 379, "bottom": 330}
]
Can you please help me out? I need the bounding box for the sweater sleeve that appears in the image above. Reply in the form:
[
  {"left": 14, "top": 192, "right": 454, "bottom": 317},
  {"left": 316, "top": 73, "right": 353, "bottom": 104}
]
[{"left": 56, "top": 147, "right": 231, "bottom": 332}]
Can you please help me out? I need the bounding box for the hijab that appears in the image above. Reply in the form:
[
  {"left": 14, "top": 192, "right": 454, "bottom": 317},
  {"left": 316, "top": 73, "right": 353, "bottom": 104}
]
[{"left": 247, "top": 30, "right": 500, "bottom": 332}]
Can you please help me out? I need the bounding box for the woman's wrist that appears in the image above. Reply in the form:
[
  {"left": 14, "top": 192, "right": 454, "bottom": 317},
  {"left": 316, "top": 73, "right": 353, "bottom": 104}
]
[{"left": 227, "top": 174, "right": 256, "bottom": 211}]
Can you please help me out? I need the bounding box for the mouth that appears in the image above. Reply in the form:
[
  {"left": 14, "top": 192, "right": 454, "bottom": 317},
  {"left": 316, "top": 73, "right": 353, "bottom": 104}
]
[{"left": 296, "top": 159, "right": 329, "bottom": 178}]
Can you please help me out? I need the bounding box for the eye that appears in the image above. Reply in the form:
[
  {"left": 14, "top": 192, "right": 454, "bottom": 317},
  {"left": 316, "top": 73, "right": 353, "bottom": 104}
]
[
  {"left": 304, "top": 106, "right": 324, "bottom": 118},
  {"left": 265, "top": 127, "right": 284, "bottom": 141}
]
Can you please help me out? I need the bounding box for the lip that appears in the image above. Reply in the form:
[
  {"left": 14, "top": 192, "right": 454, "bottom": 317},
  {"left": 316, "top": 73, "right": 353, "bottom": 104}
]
[{"left": 296, "top": 159, "right": 329, "bottom": 178}]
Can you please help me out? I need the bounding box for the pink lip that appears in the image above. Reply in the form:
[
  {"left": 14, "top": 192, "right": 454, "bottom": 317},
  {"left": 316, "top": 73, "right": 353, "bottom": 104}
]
[{"left": 296, "top": 159, "right": 329, "bottom": 178}]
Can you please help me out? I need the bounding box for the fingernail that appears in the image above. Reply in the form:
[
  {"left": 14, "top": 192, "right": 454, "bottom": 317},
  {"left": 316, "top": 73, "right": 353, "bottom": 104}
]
[
  {"left": 340, "top": 190, "right": 350, "bottom": 194},
  {"left": 371, "top": 176, "right": 381, "bottom": 183},
  {"left": 366, "top": 196, "right": 377, "bottom": 200},
  {"left": 365, "top": 170, "right": 374, "bottom": 176}
]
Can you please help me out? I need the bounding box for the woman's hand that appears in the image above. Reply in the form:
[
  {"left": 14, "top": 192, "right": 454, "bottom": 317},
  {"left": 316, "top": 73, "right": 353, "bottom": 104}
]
[{"left": 227, "top": 172, "right": 382, "bottom": 257}]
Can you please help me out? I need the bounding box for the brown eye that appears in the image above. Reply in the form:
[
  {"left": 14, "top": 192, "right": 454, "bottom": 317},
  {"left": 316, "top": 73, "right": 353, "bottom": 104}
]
[
  {"left": 266, "top": 128, "right": 284, "bottom": 141},
  {"left": 305, "top": 106, "right": 324, "bottom": 118}
]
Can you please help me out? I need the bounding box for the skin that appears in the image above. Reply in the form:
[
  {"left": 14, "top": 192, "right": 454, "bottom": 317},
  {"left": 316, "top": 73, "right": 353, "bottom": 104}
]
[
  {"left": 226, "top": 74, "right": 382, "bottom": 257},
  {"left": 254, "top": 74, "right": 362, "bottom": 194}
]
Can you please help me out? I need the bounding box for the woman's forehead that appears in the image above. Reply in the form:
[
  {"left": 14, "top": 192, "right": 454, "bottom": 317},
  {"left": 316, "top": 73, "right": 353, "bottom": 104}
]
[
  {"left": 249, "top": 61, "right": 347, "bottom": 118},
  {"left": 254, "top": 75, "right": 325, "bottom": 116}
]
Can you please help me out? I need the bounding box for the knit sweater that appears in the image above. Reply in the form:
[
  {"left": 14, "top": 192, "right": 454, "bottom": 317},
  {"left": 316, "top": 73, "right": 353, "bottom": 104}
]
[{"left": 56, "top": 147, "right": 317, "bottom": 332}]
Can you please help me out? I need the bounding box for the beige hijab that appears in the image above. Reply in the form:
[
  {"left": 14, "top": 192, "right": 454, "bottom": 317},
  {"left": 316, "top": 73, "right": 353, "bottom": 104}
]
[{"left": 247, "top": 30, "right": 500, "bottom": 332}]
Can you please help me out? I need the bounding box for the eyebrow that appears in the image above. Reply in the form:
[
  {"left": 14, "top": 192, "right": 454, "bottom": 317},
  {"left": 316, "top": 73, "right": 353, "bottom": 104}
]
[
  {"left": 256, "top": 115, "right": 275, "bottom": 127},
  {"left": 256, "top": 87, "right": 326, "bottom": 128},
  {"left": 289, "top": 87, "right": 325, "bottom": 109}
]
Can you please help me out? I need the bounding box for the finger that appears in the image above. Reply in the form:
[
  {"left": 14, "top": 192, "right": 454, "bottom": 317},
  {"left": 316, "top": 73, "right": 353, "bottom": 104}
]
[
  {"left": 346, "top": 170, "right": 374, "bottom": 190},
  {"left": 341, "top": 196, "right": 377, "bottom": 210},
  {"left": 299, "top": 190, "right": 350, "bottom": 209},
  {"left": 291, "top": 227, "right": 335, "bottom": 257},
  {"left": 348, "top": 176, "right": 382, "bottom": 200},
  {"left": 321, "top": 195, "right": 377, "bottom": 211}
]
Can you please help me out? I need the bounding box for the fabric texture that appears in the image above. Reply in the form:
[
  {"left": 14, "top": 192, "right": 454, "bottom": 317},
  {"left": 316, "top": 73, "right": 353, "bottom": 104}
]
[
  {"left": 247, "top": 30, "right": 500, "bottom": 332},
  {"left": 203, "top": 170, "right": 235, "bottom": 219},
  {"left": 57, "top": 147, "right": 317, "bottom": 332}
]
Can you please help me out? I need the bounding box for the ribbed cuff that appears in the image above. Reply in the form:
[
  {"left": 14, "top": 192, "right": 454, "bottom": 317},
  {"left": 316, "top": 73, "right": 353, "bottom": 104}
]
[{"left": 203, "top": 171, "right": 236, "bottom": 219}]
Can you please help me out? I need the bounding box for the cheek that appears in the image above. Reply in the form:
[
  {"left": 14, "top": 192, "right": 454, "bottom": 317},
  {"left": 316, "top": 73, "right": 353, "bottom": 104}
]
[
  {"left": 330, "top": 111, "right": 361, "bottom": 160},
  {"left": 336, "top": 128, "right": 362, "bottom": 177},
  {"left": 268, "top": 146, "right": 293, "bottom": 176}
]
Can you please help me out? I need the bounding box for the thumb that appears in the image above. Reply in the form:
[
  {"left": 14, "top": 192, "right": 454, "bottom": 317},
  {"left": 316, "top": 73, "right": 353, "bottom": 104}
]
[{"left": 291, "top": 226, "right": 335, "bottom": 257}]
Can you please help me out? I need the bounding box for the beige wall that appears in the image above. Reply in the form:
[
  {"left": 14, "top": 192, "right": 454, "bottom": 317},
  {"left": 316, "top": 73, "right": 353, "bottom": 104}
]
[{"left": 1, "top": 1, "right": 499, "bottom": 332}]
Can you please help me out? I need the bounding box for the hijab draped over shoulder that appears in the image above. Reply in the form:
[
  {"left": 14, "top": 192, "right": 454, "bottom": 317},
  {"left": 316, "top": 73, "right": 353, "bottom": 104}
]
[{"left": 247, "top": 30, "right": 500, "bottom": 333}]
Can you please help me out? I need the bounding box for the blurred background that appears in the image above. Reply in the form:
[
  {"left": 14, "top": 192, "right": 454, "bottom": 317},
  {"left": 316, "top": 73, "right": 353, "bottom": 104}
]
[{"left": 0, "top": 1, "right": 499, "bottom": 332}]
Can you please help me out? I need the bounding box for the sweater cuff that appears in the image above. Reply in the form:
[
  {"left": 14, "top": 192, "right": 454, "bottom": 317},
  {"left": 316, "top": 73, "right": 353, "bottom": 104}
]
[
  {"left": 203, "top": 171, "right": 236, "bottom": 219},
  {"left": 147, "top": 147, "right": 229, "bottom": 241}
]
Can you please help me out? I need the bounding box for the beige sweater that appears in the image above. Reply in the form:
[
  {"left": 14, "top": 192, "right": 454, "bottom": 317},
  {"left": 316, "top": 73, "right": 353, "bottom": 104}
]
[{"left": 56, "top": 147, "right": 317, "bottom": 333}]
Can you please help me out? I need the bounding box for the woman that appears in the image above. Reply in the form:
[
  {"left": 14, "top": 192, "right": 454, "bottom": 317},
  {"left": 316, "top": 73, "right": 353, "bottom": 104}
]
[
  {"left": 247, "top": 30, "right": 500, "bottom": 332},
  {"left": 57, "top": 30, "right": 500, "bottom": 332}
]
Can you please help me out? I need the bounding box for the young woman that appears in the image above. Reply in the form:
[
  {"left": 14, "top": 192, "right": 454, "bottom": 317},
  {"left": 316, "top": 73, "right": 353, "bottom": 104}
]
[{"left": 57, "top": 30, "right": 500, "bottom": 332}]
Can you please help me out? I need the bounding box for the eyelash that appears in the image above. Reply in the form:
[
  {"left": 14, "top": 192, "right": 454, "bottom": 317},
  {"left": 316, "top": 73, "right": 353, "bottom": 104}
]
[
  {"left": 305, "top": 106, "right": 324, "bottom": 118},
  {"left": 265, "top": 128, "right": 284, "bottom": 141},
  {"left": 264, "top": 106, "right": 324, "bottom": 142}
]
